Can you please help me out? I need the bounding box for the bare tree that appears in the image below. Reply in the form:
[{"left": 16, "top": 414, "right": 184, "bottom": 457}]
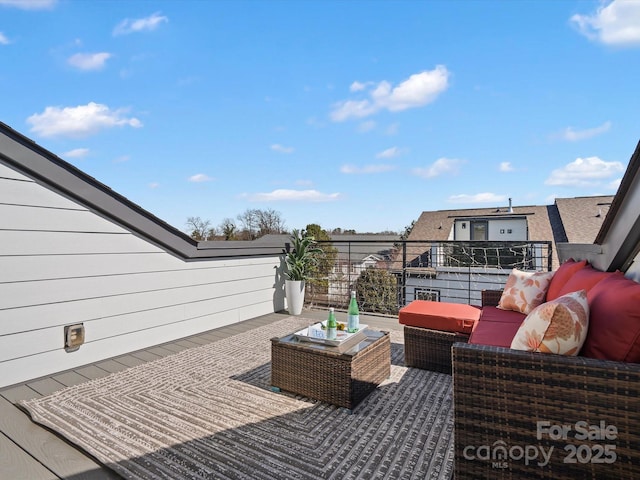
[
  {"left": 186, "top": 216, "right": 216, "bottom": 241},
  {"left": 256, "top": 208, "right": 286, "bottom": 236},
  {"left": 236, "top": 208, "right": 285, "bottom": 239},
  {"left": 236, "top": 209, "right": 259, "bottom": 240}
]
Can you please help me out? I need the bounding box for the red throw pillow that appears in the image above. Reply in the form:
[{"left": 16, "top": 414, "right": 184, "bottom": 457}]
[
  {"left": 556, "top": 265, "right": 610, "bottom": 297},
  {"left": 581, "top": 273, "right": 640, "bottom": 363},
  {"left": 546, "top": 259, "right": 588, "bottom": 301}
]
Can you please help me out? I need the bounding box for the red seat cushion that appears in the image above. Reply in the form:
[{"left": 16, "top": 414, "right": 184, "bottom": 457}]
[
  {"left": 398, "top": 300, "right": 480, "bottom": 334},
  {"left": 556, "top": 265, "right": 611, "bottom": 297},
  {"left": 546, "top": 259, "right": 588, "bottom": 301},
  {"left": 581, "top": 273, "right": 640, "bottom": 363},
  {"left": 480, "top": 305, "right": 529, "bottom": 324},
  {"left": 468, "top": 306, "right": 525, "bottom": 348}
]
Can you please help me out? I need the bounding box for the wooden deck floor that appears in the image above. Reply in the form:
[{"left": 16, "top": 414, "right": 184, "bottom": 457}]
[{"left": 0, "top": 310, "right": 401, "bottom": 480}]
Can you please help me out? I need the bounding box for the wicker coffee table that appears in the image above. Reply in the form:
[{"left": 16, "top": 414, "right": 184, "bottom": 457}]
[{"left": 270, "top": 329, "right": 391, "bottom": 410}]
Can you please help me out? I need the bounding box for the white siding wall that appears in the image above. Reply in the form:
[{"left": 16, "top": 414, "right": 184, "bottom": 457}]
[{"left": 0, "top": 163, "right": 280, "bottom": 388}]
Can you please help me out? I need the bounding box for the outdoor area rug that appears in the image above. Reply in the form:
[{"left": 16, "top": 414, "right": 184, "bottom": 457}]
[{"left": 20, "top": 317, "right": 454, "bottom": 480}]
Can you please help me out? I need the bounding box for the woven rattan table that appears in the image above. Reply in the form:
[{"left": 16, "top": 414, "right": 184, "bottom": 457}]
[{"left": 270, "top": 329, "right": 390, "bottom": 410}]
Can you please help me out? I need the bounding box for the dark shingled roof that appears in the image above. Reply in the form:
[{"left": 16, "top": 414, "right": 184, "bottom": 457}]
[
  {"left": 405, "top": 198, "right": 613, "bottom": 271},
  {"left": 556, "top": 196, "right": 614, "bottom": 244}
]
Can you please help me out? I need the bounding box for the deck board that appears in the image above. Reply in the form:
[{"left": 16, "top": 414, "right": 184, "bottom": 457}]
[
  {"left": 112, "top": 354, "right": 147, "bottom": 368},
  {"left": 0, "top": 310, "right": 400, "bottom": 479},
  {"left": 0, "top": 432, "right": 58, "bottom": 480},
  {"left": 0, "top": 397, "right": 119, "bottom": 479},
  {"left": 51, "top": 371, "right": 91, "bottom": 388},
  {"left": 25, "top": 378, "right": 66, "bottom": 397}
]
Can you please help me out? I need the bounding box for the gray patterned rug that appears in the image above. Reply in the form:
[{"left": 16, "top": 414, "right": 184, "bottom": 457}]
[{"left": 20, "top": 317, "right": 454, "bottom": 479}]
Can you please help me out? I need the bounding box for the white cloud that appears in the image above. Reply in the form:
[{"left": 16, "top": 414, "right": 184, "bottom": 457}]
[
  {"left": 149, "top": 182, "right": 160, "bottom": 189},
  {"left": 0, "top": 0, "right": 56, "bottom": 9},
  {"left": 113, "top": 155, "right": 130, "bottom": 163},
  {"left": 448, "top": 192, "right": 508, "bottom": 204},
  {"left": 63, "top": 148, "right": 89, "bottom": 159},
  {"left": 412, "top": 157, "right": 463, "bottom": 178},
  {"left": 331, "top": 66, "right": 450, "bottom": 122},
  {"left": 340, "top": 164, "right": 396, "bottom": 174},
  {"left": 350, "top": 81, "right": 371, "bottom": 92},
  {"left": 571, "top": 0, "right": 640, "bottom": 46},
  {"left": 558, "top": 121, "right": 612, "bottom": 141},
  {"left": 357, "top": 120, "right": 376, "bottom": 132},
  {"left": 270, "top": 144, "right": 294, "bottom": 154},
  {"left": 608, "top": 177, "right": 622, "bottom": 190},
  {"left": 545, "top": 156, "right": 625, "bottom": 187},
  {"left": 68, "top": 52, "right": 112, "bottom": 71},
  {"left": 243, "top": 189, "right": 341, "bottom": 202},
  {"left": 376, "top": 146, "right": 403, "bottom": 159},
  {"left": 188, "top": 173, "right": 213, "bottom": 183},
  {"left": 27, "top": 102, "right": 142, "bottom": 138},
  {"left": 0, "top": 32, "right": 10, "bottom": 45},
  {"left": 499, "top": 162, "right": 514, "bottom": 172},
  {"left": 385, "top": 123, "right": 399, "bottom": 135},
  {"left": 113, "top": 12, "right": 168, "bottom": 36}
]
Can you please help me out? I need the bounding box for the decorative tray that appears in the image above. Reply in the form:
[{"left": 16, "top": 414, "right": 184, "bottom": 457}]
[{"left": 294, "top": 322, "right": 368, "bottom": 347}]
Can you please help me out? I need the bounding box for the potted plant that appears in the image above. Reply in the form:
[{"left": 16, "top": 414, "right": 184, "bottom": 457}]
[{"left": 284, "top": 229, "right": 323, "bottom": 315}]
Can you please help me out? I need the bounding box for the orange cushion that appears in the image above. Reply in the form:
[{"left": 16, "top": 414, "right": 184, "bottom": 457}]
[
  {"left": 546, "top": 259, "right": 588, "bottom": 301},
  {"left": 581, "top": 273, "right": 640, "bottom": 363},
  {"left": 556, "top": 265, "right": 611, "bottom": 297},
  {"left": 399, "top": 300, "right": 480, "bottom": 334}
]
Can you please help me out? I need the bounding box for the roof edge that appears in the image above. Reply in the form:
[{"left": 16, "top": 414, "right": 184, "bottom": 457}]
[
  {"left": 594, "top": 139, "right": 640, "bottom": 245},
  {"left": 0, "top": 122, "right": 282, "bottom": 259}
]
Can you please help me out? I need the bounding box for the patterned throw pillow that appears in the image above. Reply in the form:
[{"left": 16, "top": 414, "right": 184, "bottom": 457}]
[
  {"left": 510, "top": 290, "right": 589, "bottom": 355},
  {"left": 498, "top": 268, "right": 556, "bottom": 315}
]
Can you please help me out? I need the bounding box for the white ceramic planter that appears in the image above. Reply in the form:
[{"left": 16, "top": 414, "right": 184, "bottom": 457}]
[{"left": 285, "top": 280, "right": 305, "bottom": 315}]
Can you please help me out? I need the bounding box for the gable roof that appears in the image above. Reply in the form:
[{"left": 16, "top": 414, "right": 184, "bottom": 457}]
[
  {"left": 555, "top": 196, "right": 613, "bottom": 244},
  {"left": 406, "top": 197, "right": 614, "bottom": 271},
  {"left": 0, "top": 122, "right": 282, "bottom": 259}
]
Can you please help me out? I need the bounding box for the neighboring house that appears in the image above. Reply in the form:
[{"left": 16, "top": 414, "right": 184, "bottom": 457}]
[
  {"left": 400, "top": 195, "right": 614, "bottom": 304},
  {"left": 0, "top": 122, "right": 284, "bottom": 389},
  {"left": 325, "top": 234, "right": 400, "bottom": 302}
]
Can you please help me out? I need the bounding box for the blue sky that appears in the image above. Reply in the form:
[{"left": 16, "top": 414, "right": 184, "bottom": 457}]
[{"left": 2, "top": 0, "right": 639, "bottom": 234}]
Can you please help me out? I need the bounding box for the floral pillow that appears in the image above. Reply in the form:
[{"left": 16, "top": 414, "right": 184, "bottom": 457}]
[
  {"left": 510, "top": 290, "right": 589, "bottom": 355},
  {"left": 498, "top": 268, "right": 555, "bottom": 315}
]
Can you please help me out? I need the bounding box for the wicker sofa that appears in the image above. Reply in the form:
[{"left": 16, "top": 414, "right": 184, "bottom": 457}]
[
  {"left": 452, "top": 290, "right": 640, "bottom": 479},
  {"left": 400, "top": 261, "right": 640, "bottom": 478}
]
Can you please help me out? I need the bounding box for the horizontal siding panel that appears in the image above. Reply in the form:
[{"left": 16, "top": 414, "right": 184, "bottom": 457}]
[
  {"left": 0, "top": 305, "right": 275, "bottom": 389},
  {"left": 0, "top": 204, "right": 129, "bottom": 233},
  {"left": 0, "top": 287, "right": 275, "bottom": 362},
  {"left": 0, "top": 260, "right": 278, "bottom": 310},
  {"left": 0, "top": 230, "right": 164, "bottom": 255},
  {"left": 0, "top": 176, "right": 87, "bottom": 210},
  {"left": 0, "top": 162, "right": 32, "bottom": 181},
  {"left": 0, "top": 266, "right": 279, "bottom": 334},
  {"left": 0, "top": 253, "right": 279, "bottom": 283}
]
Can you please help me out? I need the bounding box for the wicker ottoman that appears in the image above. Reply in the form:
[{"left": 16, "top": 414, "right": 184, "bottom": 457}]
[
  {"left": 399, "top": 300, "right": 480, "bottom": 374},
  {"left": 270, "top": 329, "right": 390, "bottom": 410}
]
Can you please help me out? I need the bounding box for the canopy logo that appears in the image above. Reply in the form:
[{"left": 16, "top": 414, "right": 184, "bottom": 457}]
[{"left": 463, "top": 420, "right": 618, "bottom": 469}]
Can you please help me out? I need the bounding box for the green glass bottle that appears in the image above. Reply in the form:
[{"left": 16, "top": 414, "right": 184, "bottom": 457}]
[
  {"left": 347, "top": 291, "right": 360, "bottom": 333},
  {"left": 326, "top": 307, "right": 337, "bottom": 340}
]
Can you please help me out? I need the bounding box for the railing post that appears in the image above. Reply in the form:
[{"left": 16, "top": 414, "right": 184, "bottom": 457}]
[
  {"left": 348, "top": 242, "right": 352, "bottom": 290},
  {"left": 402, "top": 241, "right": 407, "bottom": 306}
]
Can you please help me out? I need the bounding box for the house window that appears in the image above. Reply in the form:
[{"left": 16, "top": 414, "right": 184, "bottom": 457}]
[
  {"left": 415, "top": 288, "right": 440, "bottom": 302},
  {"left": 470, "top": 220, "right": 488, "bottom": 241}
]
